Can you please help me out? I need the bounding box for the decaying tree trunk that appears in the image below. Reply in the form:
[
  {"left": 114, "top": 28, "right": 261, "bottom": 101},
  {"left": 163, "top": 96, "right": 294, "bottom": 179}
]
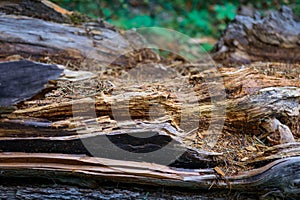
[
  {"left": 212, "top": 6, "right": 300, "bottom": 64},
  {"left": 0, "top": 60, "right": 63, "bottom": 107},
  {"left": 0, "top": 1, "right": 300, "bottom": 198}
]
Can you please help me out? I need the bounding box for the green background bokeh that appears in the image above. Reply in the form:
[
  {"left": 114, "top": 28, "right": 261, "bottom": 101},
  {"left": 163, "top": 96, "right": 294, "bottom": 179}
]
[{"left": 50, "top": 0, "right": 300, "bottom": 50}]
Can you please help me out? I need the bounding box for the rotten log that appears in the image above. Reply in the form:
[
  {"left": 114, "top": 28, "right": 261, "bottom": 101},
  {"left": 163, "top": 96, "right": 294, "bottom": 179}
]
[
  {"left": 0, "top": 153, "right": 299, "bottom": 198},
  {"left": 0, "top": 0, "right": 74, "bottom": 23},
  {"left": 1, "top": 61, "right": 300, "bottom": 197},
  {"left": 212, "top": 6, "right": 300, "bottom": 64},
  {"left": 0, "top": 1, "right": 300, "bottom": 198},
  {"left": 0, "top": 3, "right": 152, "bottom": 69},
  {"left": 0, "top": 60, "right": 63, "bottom": 107}
]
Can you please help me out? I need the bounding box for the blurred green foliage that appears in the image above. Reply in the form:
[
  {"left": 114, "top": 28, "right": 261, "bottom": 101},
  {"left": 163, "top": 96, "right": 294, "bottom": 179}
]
[{"left": 51, "top": 0, "right": 299, "bottom": 51}]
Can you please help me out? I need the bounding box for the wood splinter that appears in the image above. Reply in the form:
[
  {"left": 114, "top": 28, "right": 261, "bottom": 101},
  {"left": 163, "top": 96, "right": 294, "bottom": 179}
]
[{"left": 260, "top": 117, "right": 295, "bottom": 145}]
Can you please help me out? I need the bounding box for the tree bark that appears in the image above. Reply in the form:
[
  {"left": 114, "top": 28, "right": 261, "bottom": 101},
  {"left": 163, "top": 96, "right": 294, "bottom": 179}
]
[{"left": 212, "top": 6, "right": 300, "bottom": 64}]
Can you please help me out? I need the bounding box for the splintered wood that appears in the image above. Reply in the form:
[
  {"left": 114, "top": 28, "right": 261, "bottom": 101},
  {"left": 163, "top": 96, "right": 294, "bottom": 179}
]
[
  {"left": 212, "top": 6, "right": 300, "bottom": 64},
  {"left": 0, "top": 2, "right": 300, "bottom": 195},
  {"left": 3, "top": 61, "right": 300, "bottom": 176}
]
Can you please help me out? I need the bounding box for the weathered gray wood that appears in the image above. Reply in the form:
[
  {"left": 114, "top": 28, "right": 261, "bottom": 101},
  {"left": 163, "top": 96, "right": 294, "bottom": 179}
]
[
  {"left": 212, "top": 6, "right": 300, "bottom": 64},
  {"left": 0, "top": 13, "right": 139, "bottom": 69},
  {"left": 0, "top": 118, "right": 219, "bottom": 168},
  {"left": 0, "top": 184, "right": 259, "bottom": 199},
  {"left": 0, "top": 0, "right": 73, "bottom": 23},
  {"left": 0, "top": 60, "right": 62, "bottom": 107},
  {"left": 0, "top": 153, "right": 299, "bottom": 198}
]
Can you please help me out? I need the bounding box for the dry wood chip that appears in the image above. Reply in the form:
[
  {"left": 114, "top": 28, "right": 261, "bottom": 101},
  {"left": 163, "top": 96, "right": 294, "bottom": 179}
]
[
  {"left": 241, "top": 157, "right": 249, "bottom": 162},
  {"left": 214, "top": 166, "right": 225, "bottom": 177},
  {"left": 245, "top": 146, "right": 257, "bottom": 152}
]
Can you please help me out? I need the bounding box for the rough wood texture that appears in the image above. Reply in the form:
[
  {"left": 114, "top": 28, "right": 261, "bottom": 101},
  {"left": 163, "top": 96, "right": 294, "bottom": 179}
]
[
  {"left": 0, "top": 0, "right": 73, "bottom": 23},
  {"left": 0, "top": 118, "right": 219, "bottom": 168},
  {"left": 0, "top": 153, "right": 299, "bottom": 198},
  {"left": 0, "top": 60, "right": 62, "bottom": 107},
  {"left": 0, "top": 1, "right": 300, "bottom": 198},
  {"left": 1, "top": 63, "right": 299, "bottom": 198},
  {"left": 212, "top": 6, "right": 300, "bottom": 64},
  {"left": 0, "top": 184, "right": 262, "bottom": 199},
  {"left": 0, "top": 13, "right": 146, "bottom": 69}
]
